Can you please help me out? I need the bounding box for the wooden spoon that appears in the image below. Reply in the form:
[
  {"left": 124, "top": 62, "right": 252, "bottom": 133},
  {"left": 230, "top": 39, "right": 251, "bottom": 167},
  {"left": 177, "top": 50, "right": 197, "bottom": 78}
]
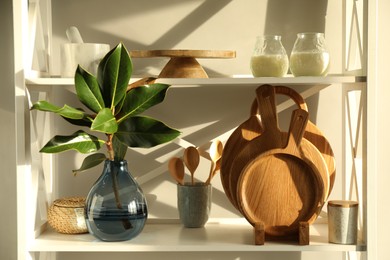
[
  {"left": 205, "top": 140, "right": 223, "bottom": 185},
  {"left": 168, "top": 157, "right": 185, "bottom": 185},
  {"left": 183, "top": 146, "right": 200, "bottom": 185}
]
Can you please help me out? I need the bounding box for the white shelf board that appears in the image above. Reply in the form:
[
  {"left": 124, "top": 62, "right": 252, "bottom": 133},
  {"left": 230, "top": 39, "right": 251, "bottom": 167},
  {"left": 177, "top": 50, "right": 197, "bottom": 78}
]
[
  {"left": 25, "top": 74, "right": 366, "bottom": 88},
  {"left": 29, "top": 221, "right": 366, "bottom": 252}
]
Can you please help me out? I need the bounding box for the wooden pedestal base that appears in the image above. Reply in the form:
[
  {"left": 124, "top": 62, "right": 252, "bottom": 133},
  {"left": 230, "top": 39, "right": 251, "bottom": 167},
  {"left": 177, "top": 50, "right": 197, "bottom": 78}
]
[
  {"left": 159, "top": 57, "right": 208, "bottom": 78},
  {"left": 130, "top": 50, "right": 235, "bottom": 78},
  {"left": 253, "top": 222, "right": 310, "bottom": 245}
]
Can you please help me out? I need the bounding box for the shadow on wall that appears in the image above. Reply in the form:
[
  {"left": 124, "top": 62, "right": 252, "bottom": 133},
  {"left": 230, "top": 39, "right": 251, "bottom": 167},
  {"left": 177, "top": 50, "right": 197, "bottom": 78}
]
[
  {"left": 50, "top": 2, "right": 338, "bottom": 258},
  {"left": 52, "top": 0, "right": 330, "bottom": 180},
  {"left": 52, "top": 0, "right": 233, "bottom": 76},
  {"left": 264, "top": 0, "right": 328, "bottom": 54},
  {"left": 53, "top": 0, "right": 232, "bottom": 48},
  {"left": 264, "top": 0, "right": 329, "bottom": 124}
]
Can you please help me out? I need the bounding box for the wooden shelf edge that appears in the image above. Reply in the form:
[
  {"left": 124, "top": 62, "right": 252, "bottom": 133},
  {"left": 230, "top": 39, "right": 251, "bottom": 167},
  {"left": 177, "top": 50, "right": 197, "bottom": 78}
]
[{"left": 29, "top": 222, "right": 366, "bottom": 253}]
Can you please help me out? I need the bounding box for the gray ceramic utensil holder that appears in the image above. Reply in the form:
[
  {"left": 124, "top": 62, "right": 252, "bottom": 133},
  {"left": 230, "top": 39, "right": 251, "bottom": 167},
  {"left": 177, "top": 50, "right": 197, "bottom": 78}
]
[{"left": 177, "top": 182, "right": 212, "bottom": 228}]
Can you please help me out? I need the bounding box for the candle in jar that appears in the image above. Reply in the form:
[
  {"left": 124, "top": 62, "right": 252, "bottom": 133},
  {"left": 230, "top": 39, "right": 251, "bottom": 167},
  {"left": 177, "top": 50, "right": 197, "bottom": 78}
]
[
  {"left": 327, "top": 200, "right": 358, "bottom": 244},
  {"left": 290, "top": 51, "right": 330, "bottom": 76},
  {"left": 250, "top": 54, "right": 289, "bottom": 77}
]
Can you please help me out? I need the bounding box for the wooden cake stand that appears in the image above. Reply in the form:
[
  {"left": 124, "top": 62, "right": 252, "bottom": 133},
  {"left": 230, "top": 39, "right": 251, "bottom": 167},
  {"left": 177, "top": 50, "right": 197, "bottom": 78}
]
[{"left": 130, "top": 50, "right": 236, "bottom": 78}]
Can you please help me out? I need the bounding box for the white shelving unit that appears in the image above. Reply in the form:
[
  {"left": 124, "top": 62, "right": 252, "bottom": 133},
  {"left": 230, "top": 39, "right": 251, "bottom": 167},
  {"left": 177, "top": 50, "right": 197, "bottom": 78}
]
[
  {"left": 24, "top": 75, "right": 367, "bottom": 257},
  {"left": 30, "top": 222, "right": 366, "bottom": 253},
  {"left": 26, "top": 74, "right": 365, "bottom": 87},
  {"left": 15, "top": 0, "right": 373, "bottom": 259}
]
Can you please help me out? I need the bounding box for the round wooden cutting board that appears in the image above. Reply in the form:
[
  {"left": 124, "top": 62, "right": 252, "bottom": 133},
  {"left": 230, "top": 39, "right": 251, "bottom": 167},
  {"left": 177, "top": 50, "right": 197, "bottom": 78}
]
[
  {"left": 228, "top": 85, "right": 287, "bottom": 210},
  {"left": 273, "top": 86, "right": 336, "bottom": 198},
  {"left": 220, "top": 100, "right": 263, "bottom": 206},
  {"left": 220, "top": 85, "right": 335, "bottom": 212},
  {"left": 237, "top": 109, "right": 327, "bottom": 237}
]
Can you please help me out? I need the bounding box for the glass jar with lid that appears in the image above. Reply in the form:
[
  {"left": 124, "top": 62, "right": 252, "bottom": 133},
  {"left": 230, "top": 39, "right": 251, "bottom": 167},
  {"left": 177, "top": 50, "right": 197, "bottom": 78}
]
[
  {"left": 250, "top": 35, "right": 289, "bottom": 77},
  {"left": 290, "top": 32, "right": 330, "bottom": 76}
]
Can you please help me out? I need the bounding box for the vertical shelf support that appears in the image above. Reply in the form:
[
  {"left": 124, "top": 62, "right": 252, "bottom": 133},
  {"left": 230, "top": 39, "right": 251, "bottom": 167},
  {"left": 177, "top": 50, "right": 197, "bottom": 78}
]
[
  {"left": 343, "top": 82, "right": 366, "bottom": 260},
  {"left": 27, "top": 0, "right": 52, "bottom": 77}
]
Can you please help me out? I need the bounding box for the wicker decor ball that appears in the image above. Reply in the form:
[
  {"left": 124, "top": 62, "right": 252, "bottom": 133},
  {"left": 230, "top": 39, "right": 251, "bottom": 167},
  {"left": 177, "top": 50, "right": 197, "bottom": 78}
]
[{"left": 47, "top": 197, "right": 88, "bottom": 234}]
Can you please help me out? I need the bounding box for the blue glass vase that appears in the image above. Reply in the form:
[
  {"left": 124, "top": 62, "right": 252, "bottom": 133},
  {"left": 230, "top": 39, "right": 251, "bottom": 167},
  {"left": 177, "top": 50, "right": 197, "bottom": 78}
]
[{"left": 85, "top": 160, "right": 148, "bottom": 241}]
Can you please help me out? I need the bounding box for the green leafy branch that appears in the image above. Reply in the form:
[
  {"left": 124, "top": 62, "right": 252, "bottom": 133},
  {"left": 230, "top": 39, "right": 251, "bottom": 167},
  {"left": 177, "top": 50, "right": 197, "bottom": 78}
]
[{"left": 31, "top": 43, "right": 180, "bottom": 174}]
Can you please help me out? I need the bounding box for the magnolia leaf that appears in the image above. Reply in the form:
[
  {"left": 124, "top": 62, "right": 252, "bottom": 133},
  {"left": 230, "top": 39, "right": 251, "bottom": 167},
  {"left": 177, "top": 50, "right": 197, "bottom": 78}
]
[
  {"left": 116, "top": 116, "right": 181, "bottom": 148},
  {"left": 118, "top": 83, "right": 170, "bottom": 122},
  {"left": 97, "top": 43, "right": 132, "bottom": 109},
  {"left": 114, "top": 95, "right": 126, "bottom": 116},
  {"left": 112, "top": 136, "right": 128, "bottom": 160},
  {"left": 62, "top": 116, "right": 92, "bottom": 127},
  {"left": 40, "top": 130, "right": 105, "bottom": 154},
  {"left": 91, "top": 108, "right": 118, "bottom": 134},
  {"left": 75, "top": 66, "right": 105, "bottom": 113},
  {"left": 31, "top": 101, "right": 86, "bottom": 119},
  {"left": 72, "top": 153, "right": 107, "bottom": 175}
]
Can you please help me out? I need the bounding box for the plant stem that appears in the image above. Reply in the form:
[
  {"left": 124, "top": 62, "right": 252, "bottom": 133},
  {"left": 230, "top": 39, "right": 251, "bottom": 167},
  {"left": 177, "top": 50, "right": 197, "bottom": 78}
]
[
  {"left": 126, "top": 77, "right": 157, "bottom": 92},
  {"left": 110, "top": 162, "right": 132, "bottom": 230},
  {"left": 106, "top": 134, "right": 115, "bottom": 161},
  {"left": 106, "top": 138, "right": 132, "bottom": 229}
]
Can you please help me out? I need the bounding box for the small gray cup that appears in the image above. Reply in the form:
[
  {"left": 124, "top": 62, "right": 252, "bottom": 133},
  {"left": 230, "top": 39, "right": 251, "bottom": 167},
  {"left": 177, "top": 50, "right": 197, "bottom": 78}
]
[{"left": 177, "top": 182, "right": 212, "bottom": 228}]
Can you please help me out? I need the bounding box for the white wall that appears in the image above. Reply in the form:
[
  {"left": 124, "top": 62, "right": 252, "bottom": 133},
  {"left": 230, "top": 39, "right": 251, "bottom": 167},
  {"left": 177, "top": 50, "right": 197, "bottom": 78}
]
[
  {"left": 0, "top": 0, "right": 18, "bottom": 259},
  {"left": 374, "top": 0, "right": 390, "bottom": 259},
  {"left": 50, "top": 0, "right": 341, "bottom": 76}
]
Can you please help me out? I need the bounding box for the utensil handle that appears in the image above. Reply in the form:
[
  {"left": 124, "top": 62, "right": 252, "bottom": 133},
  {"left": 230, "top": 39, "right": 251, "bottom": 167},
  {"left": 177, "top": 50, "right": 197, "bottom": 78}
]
[
  {"left": 256, "top": 85, "right": 278, "bottom": 131},
  {"left": 275, "top": 85, "right": 308, "bottom": 111},
  {"left": 205, "top": 162, "right": 215, "bottom": 185},
  {"left": 285, "top": 109, "right": 309, "bottom": 151},
  {"left": 251, "top": 85, "right": 308, "bottom": 113}
]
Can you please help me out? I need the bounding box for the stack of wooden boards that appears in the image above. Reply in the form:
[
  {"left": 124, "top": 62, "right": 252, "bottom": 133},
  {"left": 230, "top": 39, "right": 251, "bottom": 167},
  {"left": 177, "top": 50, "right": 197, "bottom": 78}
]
[{"left": 220, "top": 85, "right": 336, "bottom": 245}]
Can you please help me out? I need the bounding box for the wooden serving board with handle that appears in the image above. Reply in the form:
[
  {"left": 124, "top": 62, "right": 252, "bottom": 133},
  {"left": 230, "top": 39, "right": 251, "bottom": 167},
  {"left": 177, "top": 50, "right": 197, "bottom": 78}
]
[
  {"left": 237, "top": 109, "right": 327, "bottom": 238},
  {"left": 274, "top": 86, "right": 336, "bottom": 197},
  {"left": 220, "top": 85, "right": 335, "bottom": 210},
  {"left": 220, "top": 97, "right": 263, "bottom": 206},
  {"left": 228, "top": 85, "right": 288, "bottom": 210}
]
